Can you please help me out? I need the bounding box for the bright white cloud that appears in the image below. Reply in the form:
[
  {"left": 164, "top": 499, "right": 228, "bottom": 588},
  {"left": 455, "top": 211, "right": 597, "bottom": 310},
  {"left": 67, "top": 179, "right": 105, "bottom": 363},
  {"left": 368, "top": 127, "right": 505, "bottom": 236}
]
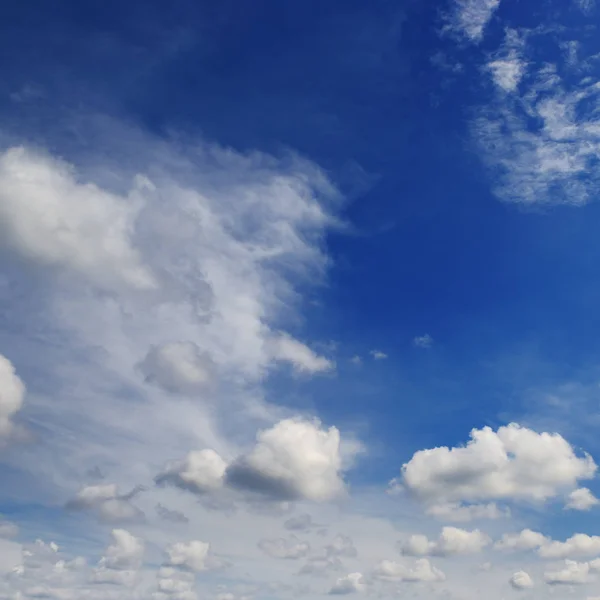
[
  {"left": 397, "top": 423, "right": 596, "bottom": 514},
  {"left": 566, "top": 488, "right": 600, "bottom": 511},
  {"left": 226, "top": 417, "right": 350, "bottom": 502},
  {"left": 374, "top": 558, "right": 445, "bottom": 582},
  {"left": 544, "top": 560, "right": 597, "bottom": 585},
  {"left": 509, "top": 570, "right": 533, "bottom": 590},
  {"left": 539, "top": 533, "right": 600, "bottom": 559},
  {"left": 98, "top": 529, "right": 144, "bottom": 570},
  {"left": 139, "top": 342, "right": 215, "bottom": 395},
  {"left": 401, "top": 527, "right": 490, "bottom": 557},
  {"left": 495, "top": 529, "right": 548, "bottom": 552},
  {"left": 156, "top": 449, "right": 227, "bottom": 495},
  {"left": 0, "top": 147, "right": 156, "bottom": 290},
  {"left": 257, "top": 537, "right": 310, "bottom": 559},
  {"left": 0, "top": 353, "right": 25, "bottom": 440},
  {"left": 447, "top": 0, "right": 501, "bottom": 42},
  {"left": 329, "top": 573, "right": 365, "bottom": 595}
]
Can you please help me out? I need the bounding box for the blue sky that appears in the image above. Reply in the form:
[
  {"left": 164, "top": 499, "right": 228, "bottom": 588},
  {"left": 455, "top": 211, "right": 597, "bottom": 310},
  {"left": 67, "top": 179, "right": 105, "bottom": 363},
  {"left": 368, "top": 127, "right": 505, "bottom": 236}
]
[{"left": 2, "top": 0, "right": 600, "bottom": 598}]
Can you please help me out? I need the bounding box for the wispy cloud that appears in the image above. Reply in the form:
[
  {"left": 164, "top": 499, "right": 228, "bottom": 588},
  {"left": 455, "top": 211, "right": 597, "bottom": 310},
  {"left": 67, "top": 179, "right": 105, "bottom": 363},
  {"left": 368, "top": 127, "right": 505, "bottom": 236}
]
[{"left": 446, "top": 0, "right": 501, "bottom": 43}]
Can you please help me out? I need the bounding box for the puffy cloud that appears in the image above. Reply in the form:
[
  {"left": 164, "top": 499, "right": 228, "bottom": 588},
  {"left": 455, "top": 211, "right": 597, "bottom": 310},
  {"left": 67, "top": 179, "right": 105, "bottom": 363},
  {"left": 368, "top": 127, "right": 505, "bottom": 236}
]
[
  {"left": 495, "top": 529, "right": 548, "bottom": 552},
  {"left": 539, "top": 534, "right": 600, "bottom": 559},
  {"left": 397, "top": 424, "right": 596, "bottom": 514},
  {"left": 426, "top": 502, "right": 508, "bottom": 522},
  {"left": 509, "top": 571, "right": 533, "bottom": 590},
  {"left": 266, "top": 334, "right": 333, "bottom": 374},
  {"left": 446, "top": 0, "right": 500, "bottom": 42},
  {"left": 374, "top": 559, "right": 445, "bottom": 582},
  {"left": 139, "top": 342, "right": 215, "bottom": 395},
  {"left": 155, "top": 449, "right": 227, "bottom": 495},
  {"left": 412, "top": 334, "right": 433, "bottom": 349},
  {"left": 98, "top": 529, "right": 144, "bottom": 570},
  {"left": 0, "top": 354, "right": 25, "bottom": 439},
  {"left": 566, "top": 488, "right": 599, "bottom": 511},
  {"left": 66, "top": 484, "right": 144, "bottom": 523},
  {"left": 400, "top": 527, "right": 490, "bottom": 557},
  {"left": 257, "top": 537, "right": 310, "bottom": 560},
  {"left": 544, "top": 560, "right": 596, "bottom": 585},
  {"left": 0, "top": 147, "right": 155, "bottom": 290},
  {"left": 165, "top": 541, "right": 211, "bottom": 572},
  {"left": 369, "top": 350, "right": 387, "bottom": 360},
  {"left": 226, "top": 417, "right": 349, "bottom": 502},
  {"left": 329, "top": 573, "right": 365, "bottom": 595}
]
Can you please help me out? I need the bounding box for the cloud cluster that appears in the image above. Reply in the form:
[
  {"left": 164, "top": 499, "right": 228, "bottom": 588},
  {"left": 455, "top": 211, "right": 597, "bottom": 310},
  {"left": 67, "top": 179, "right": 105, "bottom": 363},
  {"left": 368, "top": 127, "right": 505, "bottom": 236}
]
[
  {"left": 400, "top": 527, "right": 491, "bottom": 557},
  {"left": 397, "top": 423, "right": 596, "bottom": 517},
  {"left": 158, "top": 417, "right": 353, "bottom": 503}
]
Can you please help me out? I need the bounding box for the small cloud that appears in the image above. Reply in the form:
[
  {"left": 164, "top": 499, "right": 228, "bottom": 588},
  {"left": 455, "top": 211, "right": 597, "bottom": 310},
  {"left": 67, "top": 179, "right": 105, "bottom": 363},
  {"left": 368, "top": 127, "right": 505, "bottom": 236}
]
[
  {"left": 369, "top": 350, "right": 387, "bottom": 360},
  {"left": 349, "top": 356, "right": 362, "bottom": 366},
  {"left": 565, "top": 488, "right": 599, "bottom": 511},
  {"left": 413, "top": 334, "right": 433, "bottom": 349}
]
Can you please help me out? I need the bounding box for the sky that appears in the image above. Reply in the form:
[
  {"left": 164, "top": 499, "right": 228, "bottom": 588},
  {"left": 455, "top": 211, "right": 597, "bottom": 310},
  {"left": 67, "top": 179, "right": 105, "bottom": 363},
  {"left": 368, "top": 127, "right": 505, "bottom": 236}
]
[{"left": 3, "top": 0, "right": 600, "bottom": 598}]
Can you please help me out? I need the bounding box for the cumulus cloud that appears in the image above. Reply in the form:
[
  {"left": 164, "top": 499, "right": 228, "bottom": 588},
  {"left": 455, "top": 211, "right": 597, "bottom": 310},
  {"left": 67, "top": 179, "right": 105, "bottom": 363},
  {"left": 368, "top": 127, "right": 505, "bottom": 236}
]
[
  {"left": 495, "top": 529, "right": 548, "bottom": 552},
  {"left": 329, "top": 573, "right": 365, "bottom": 595},
  {"left": 544, "top": 559, "right": 599, "bottom": 585},
  {"left": 66, "top": 483, "right": 144, "bottom": 522},
  {"left": 225, "top": 417, "right": 350, "bottom": 502},
  {"left": 369, "top": 350, "right": 387, "bottom": 360},
  {"left": 374, "top": 558, "right": 445, "bottom": 582},
  {"left": 539, "top": 534, "right": 600, "bottom": 559},
  {"left": 0, "top": 353, "right": 25, "bottom": 440},
  {"left": 165, "top": 541, "right": 212, "bottom": 573},
  {"left": 397, "top": 423, "right": 596, "bottom": 515},
  {"left": 0, "top": 147, "right": 156, "bottom": 290},
  {"left": 446, "top": 0, "right": 500, "bottom": 42},
  {"left": 400, "top": 527, "right": 490, "bottom": 557},
  {"left": 566, "top": 488, "right": 600, "bottom": 511},
  {"left": 155, "top": 449, "right": 227, "bottom": 495},
  {"left": 138, "top": 342, "right": 215, "bottom": 395},
  {"left": 510, "top": 571, "right": 533, "bottom": 590},
  {"left": 257, "top": 537, "right": 310, "bottom": 560},
  {"left": 98, "top": 529, "right": 144, "bottom": 570}
]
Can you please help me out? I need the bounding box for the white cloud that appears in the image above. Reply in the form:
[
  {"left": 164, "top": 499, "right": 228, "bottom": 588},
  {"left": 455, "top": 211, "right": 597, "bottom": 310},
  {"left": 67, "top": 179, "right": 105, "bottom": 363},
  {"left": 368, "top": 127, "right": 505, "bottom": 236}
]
[
  {"left": 156, "top": 449, "right": 227, "bottom": 495},
  {"left": 98, "top": 529, "right": 144, "bottom": 570},
  {"left": 447, "top": 0, "right": 501, "bottom": 43},
  {"left": 401, "top": 527, "right": 490, "bottom": 557},
  {"left": 539, "top": 534, "right": 600, "bottom": 559},
  {"left": 165, "top": 541, "right": 211, "bottom": 573},
  {"left": 329, "top": 573, "right": 365, "bottom": 595},
  {"left": 325, "top": 535, "right": 357, "bottom": 558},
  {"left": 495, "top": 529, "right": 548, "bottom": 552},
  {"left": 397, "top": 423, "right": 596, "bottom": 513},
  {"left": 374, "top": 558, "right": 445, "bottom": 582},
  {"left": 566, "top": 488, "right": 600, "bottom": 511},
  {"left": 369, "top": 350, "right": 387, "bottom": 360},
  {"left": 0, "top": 147, "right": 156, "bottom": 291},
  {"left": 266, "top": 333, "right": 333, "bottom": 374},
  {"left": 544, "top": 560, "right": 596, "bottom": 585},
  {"left": 225, "top": 417, "right": 350, "bottom": 502},
  {"left": 139, "top": 342, "right": 215, "bottom": 395},
  {"left": 486, "top": 29, "right": 526, "bottom": 93},
  {"left": 509, "top": 571, "right": 533, "bottom": 590},
  {"left": 412, "top": 334, "right": 433, "bottom": 349},
  {"left": 66, "top": 483, "right": 144, "bottom": 523},
  {"left": 257, "top": 537, "right": 310, "bottom": 559},
  {"left": 0, "top": 353, "right": 25, "bottom": 440}
]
